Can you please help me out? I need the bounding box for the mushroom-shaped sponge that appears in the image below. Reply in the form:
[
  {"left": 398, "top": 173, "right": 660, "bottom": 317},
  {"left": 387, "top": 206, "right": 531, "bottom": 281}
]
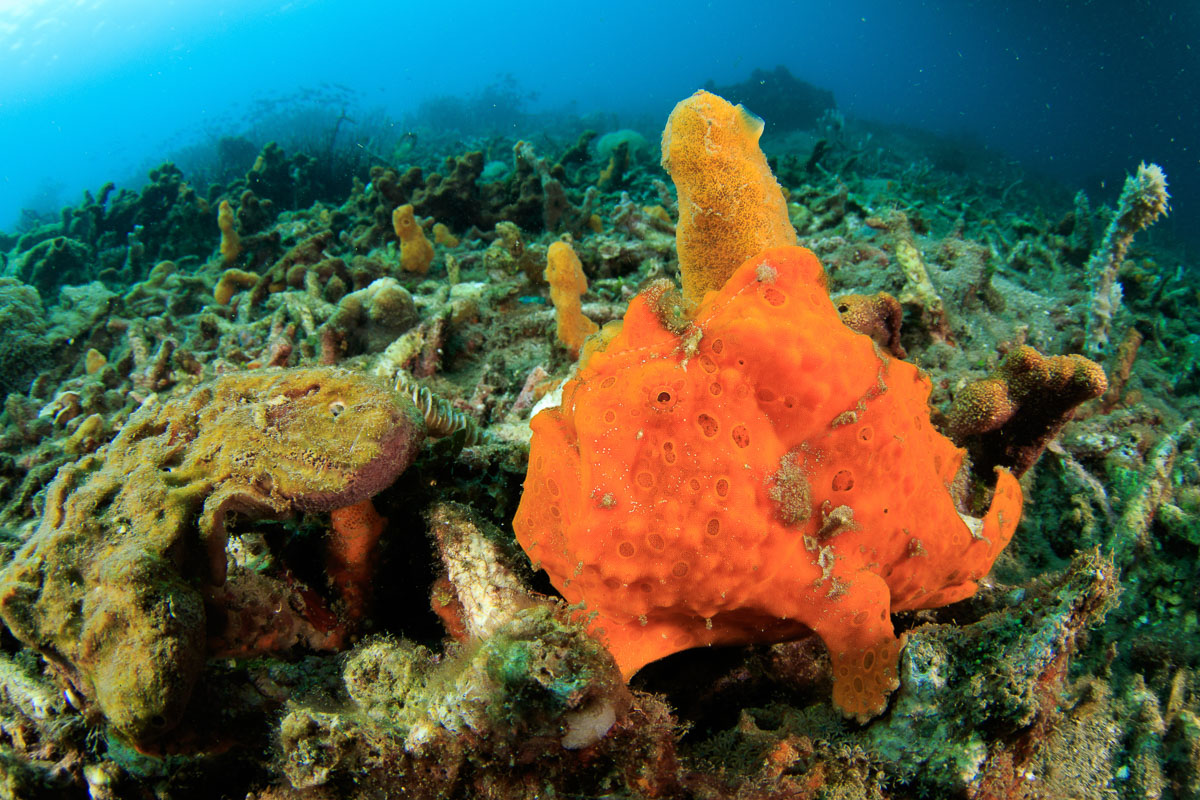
[{"left": 0, "top": 367, "right": 425, "bottom": 745}]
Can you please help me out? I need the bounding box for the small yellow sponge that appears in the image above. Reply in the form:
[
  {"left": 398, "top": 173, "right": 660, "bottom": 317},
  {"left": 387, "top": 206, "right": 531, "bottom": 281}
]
[
  {"left": 392, "top": 204, "right": 434, "bottom": 275},
  {"left": 433, "top": 222, "right": 459, "bottom": 248},
  {"left": 214, "top": 268, "right": 259, "bottom": 305},
  {"left": 661, "top": 90, "right": 796, "bottom": 307},
  {"left": 545, "top": 241, "right": 598, "bottom": 358},
  {"left": 218, "top": 199, "right": 241, "bottom": 264}
]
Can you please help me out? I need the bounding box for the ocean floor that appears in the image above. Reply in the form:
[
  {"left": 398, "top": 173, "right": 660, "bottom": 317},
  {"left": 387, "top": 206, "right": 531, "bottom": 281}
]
[{"left": 0, "top": 82, "right": 1197, "bottom": 799}]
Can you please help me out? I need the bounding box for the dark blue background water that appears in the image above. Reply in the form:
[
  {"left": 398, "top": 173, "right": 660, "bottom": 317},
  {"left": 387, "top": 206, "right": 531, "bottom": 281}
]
[{"left": 1, "top": 0, "right": 1195, "bottom": 246}]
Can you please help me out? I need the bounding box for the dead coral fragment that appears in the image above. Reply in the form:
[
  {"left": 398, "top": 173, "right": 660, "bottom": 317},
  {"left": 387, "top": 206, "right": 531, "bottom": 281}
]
[
  {"left": 876, "top": 548, "right": 1119, "bottom": 795},
  {"left": 1099, "top": 327, "right": 1143, "bottom": 411},
  {"left": 0, "top": 367, "right": 425, "bottom": 746},
  {"left": 278, "top": 502, "right": 632, "bottom": 793},
  {"left": 419, "top": 502, "right": 629, "bottom": 752},
  {"left": 948, "top": 345, "right": 1107, "bottom": 479},
  {"left": 426, "top": 502, "right": 536, "bottom": 641}
]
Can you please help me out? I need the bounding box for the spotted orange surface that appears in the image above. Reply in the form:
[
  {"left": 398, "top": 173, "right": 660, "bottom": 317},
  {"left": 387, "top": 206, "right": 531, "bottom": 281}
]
[{"left": 514, "top": 245, "right": 1023, "bottom": 720}]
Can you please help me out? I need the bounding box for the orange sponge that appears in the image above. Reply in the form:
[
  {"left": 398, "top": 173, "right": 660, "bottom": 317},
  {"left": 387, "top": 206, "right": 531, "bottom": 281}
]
[
  {"left": 514, "top": 246, "right": 1022, "bottom": 722},
  {"left": 661, "top": 90, "right": 797, "bottom": 307},
  {"left": 545, "top": 241, "right": 599, "bottom": 357},
  {"left": 327, "top": 498, "right": 386, "bottom": 625}
]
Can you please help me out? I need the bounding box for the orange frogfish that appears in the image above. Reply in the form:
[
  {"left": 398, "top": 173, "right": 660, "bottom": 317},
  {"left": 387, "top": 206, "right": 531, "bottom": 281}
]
[{"left": 513, "top": 245, "right": 1023, "bottom": 721}]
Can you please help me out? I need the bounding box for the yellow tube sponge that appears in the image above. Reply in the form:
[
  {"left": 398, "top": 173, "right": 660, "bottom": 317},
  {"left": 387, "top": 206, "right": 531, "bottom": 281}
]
[
  {"left": 218, "top": 199, "right": 241, "bottom": 264},
  {"left": 661, "top": 90, "right": 796, "bottom": 306},
  {"left": 214, "top": 268, "right": 258, "bottom": 305},
  {"left": 433, "top": 222, "right": 459, "bottom": 248},
  {"left": 392, "top": 204, "right": 434, "bottom": 275},
  {"left": 545, "top": 241, "right": 598, "bottom": 358}
]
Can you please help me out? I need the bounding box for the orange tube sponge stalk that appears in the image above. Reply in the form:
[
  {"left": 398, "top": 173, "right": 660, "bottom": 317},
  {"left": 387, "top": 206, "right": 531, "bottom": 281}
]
[
  {"left": 218, "top": 199, "right": 241, "bottom": 264},
  {"left": 393, "top": 204, "right": 434, "bottom": 275},
  {"left": 661, "top": 90, "right": 797, "bottom": 307},
  {"left": 513, "top": 246, "right": 1023, "bottom": 722},
  {"left": 327, "top": 498, "right": 387, "bottom": 626},
  {"left": 545, "top": 240, "right": 599, "bottom": 358}
]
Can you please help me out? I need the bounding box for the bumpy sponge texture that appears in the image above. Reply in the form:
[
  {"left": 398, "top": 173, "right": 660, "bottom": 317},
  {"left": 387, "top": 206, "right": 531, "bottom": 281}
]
[
  {"left": 393, "top": 204, "right": 434, "bottom": 275},
  {"left": 545, "top": 240, "right": 599, "bottom": 357},
  {"left": 661, "top": 90, "right": 797, "bottom": 306}
]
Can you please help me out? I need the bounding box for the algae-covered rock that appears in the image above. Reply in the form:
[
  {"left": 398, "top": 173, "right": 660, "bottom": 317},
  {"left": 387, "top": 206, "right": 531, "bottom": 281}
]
[
  {"left": 323, "top": 277, "right": 419, "bottom": 355},
  {"left": 868, "top": 550, "right": 1118, "bottom": 794},
  {"left": 0, "top": 279, "right": 50, "bottom": 398},
  {"left": 0, "top": 367, "right": 424, "bottom": 746},
  {"left": 16, "top": 236, "right": 91, "bottom": 297},
  {"left": 277, "top": 503, "right": 635, "bottom": 796}
]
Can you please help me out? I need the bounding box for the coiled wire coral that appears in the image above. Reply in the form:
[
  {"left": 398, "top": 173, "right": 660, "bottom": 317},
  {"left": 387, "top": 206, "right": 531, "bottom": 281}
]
[{"left": 393, "top": 370, "right": 489, "bottom": 445}]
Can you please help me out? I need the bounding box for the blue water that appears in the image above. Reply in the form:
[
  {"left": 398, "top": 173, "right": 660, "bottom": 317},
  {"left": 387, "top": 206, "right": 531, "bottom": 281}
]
[{"left": 1, "top": 0, "right": 1195, "bottom": 243}]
